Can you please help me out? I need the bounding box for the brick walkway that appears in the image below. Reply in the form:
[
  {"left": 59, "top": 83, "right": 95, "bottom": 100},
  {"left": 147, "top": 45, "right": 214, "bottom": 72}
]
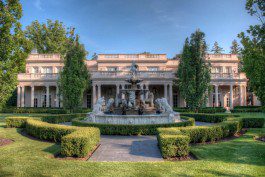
[{"left": 89, "top": 135, "right": 163, "bottom": 162}]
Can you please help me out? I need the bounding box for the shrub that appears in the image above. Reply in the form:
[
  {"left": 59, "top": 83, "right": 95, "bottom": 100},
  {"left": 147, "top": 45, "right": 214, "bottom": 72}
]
[
  {"left": 217, "top": 121, "right": 240, "bottom": 138},
  {"left": 61, "top": 127, "right": 100, "bottom": 157},
  {"left": 241, "top": 118, "right": 265, "bottom": 128},
  {"left": 1, "top": 107, "right": 91, "bottom": 114},
  {"left": 5, "top": 117, "right": 29, "bottom": 128},
  {"left": 181, "top": 113, "right": 228, "bottom": 123},
  {"left": 157, "top": 134, "right": 190, "bottom": 158},
  {"left": 72, "top": 116, "right": 195, "bottom": 135}
]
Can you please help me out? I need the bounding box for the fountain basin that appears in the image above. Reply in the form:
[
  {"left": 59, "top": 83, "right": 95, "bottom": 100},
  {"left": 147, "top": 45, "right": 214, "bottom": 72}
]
[{"left": 85, "top": 112, "right": 181, "bottom": 125}]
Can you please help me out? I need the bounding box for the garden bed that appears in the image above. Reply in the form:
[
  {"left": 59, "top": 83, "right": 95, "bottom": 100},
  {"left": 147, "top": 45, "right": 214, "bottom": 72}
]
[{"left": 0, "top": 138, "right": 13, "bottom": 146}]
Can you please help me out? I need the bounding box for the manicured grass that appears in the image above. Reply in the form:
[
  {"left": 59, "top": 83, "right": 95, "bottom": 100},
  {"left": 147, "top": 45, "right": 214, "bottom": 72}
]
[{"left": 0, "top": 113, "right": 264, "bottom": 176}]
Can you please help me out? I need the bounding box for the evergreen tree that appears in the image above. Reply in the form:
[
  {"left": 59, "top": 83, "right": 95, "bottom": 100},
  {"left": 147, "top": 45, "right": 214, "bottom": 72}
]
[
  {"left": 177, "top": 30, "right": 211, "bottom": 111},
  {"left": 58, "top": 34, "right": 90, "bottom": 111},
  {"left": 238, "top": 0, "right": 265, "bottom": 105},
  {"left": 230, "top": 40, "right": 241, "bottom": 54},
  {"left": 211, "top": 41, "right": 224, "bottom": 54},
  {"left": 25, "top": 19, "right": 71, "bottom": 56},
  {"left": 0, "top": 0, "right": 32, "bottom": 110}
]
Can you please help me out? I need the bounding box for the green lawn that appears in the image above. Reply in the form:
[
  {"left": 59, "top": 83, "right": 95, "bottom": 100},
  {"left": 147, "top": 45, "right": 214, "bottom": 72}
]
[{"left": 0, "top": 113, "right": 265, "bottom": 176}]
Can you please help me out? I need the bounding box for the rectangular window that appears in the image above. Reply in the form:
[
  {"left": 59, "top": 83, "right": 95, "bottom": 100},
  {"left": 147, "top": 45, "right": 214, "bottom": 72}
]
[
  {"left": 32, "top": 67, "right": 39, "bottom": 74},
  {"left": 225, "top": 67, "right": 232, "bottom": 73},
  {"left": 87, "top": 94, "right": 92, "bottom": 108},
  {"left": 107, "top": 67, "right": 118, "bottom": 71},
  {"left": 148, "top": 67, "right": 159, "bottom": 71},
  {"left": 43, "top": 67, "right": 52, "bottom": 74}
]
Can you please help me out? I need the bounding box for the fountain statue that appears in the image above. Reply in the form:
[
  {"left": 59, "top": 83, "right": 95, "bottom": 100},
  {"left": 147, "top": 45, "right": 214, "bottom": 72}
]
[{"left": 85, "top": 61, "right": 181, "bottom": 125}]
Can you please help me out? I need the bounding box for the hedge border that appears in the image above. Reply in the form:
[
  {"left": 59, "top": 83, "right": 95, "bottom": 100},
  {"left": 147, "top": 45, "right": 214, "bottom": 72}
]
[
  {"left": 181, "top": 113, "right": 228, "bottom": 123},
  {"left": 6, "top": 117, "right": 100, "bottom": 158},
  {"left": 1, "top": 107, "right": 91, "bottom": 114},
  {"left": 71, "top": 116, "right": 195, "bottom": 135}
]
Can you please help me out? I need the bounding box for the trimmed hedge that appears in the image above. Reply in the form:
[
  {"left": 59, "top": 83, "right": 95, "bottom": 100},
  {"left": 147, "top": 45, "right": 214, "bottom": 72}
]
[
  {"left": 61, "top": 128, "right": 100, "bottom": 157},
  {"left": 72, "top": 116, "right": 195, "bottom": 135},
  {"left": 181, "top": 113, "right": 228, "bottom": 123},
  {"left": 231, "top": 106, "right": 263, "bottom": 113},
  {"left": 5, "top": 117, "right": 29, "bottom": 128},
  {"left": 1, "top": 107, "right": 91, "bottom": 114},
  {"left": 157, "top": 134, "right": 190, "bottom": 158},
  {"left": 157, "top": 120, "right": 241, "bottom": 158},
  {"left": 41, "top": 113, "right": 87, "bottom": 124},
  {"left": 241, "top": 118, "right": 265, "bottom": 128},
  {"left": 26, "top": 119, "right": 77, "bottom": 142},
  {"left": 174, "top": 107, "right": 226, "bottom": 113},
  {"left": 5, "top": 117, "right": 100, "bottom": 157}
]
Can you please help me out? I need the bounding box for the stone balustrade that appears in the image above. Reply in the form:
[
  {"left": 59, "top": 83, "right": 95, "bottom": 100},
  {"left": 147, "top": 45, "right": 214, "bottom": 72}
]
[
  {"left": 91, "top": 71, "right": 175, "bottom": 79},
  {"left": 18, "top": 73, "right": 59, "bottom": 81}
]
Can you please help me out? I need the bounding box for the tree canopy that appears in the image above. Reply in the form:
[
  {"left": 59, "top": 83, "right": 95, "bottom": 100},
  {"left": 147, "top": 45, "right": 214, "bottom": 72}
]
[
  {"left": 25, "top": 19, "right": 73, "bottom": 56},
  {"left": 211, "top": 41, "right": 224, "bottom": 54},
  {"left": 238, "top": 0, "right": 265, "bottom": 105},
  {"left": 177, "top": 30, "right": 211, "bottom": 111},
  {"left": 0, "top": 0, "right": 32, "bottom": 110}
]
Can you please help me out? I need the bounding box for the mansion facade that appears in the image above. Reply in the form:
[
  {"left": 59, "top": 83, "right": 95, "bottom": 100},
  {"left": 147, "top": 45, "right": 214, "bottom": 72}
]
[{"left": 16, "top": 53, "right": 261, "bottom": 109}]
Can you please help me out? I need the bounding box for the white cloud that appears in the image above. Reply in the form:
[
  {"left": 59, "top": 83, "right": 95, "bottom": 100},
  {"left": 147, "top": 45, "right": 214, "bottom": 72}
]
[{"left": 34, "top": 0, "right": 43, "bottom": 11}]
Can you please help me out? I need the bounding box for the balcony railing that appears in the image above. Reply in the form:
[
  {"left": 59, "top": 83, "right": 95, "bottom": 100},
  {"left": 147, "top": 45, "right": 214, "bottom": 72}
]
[
  {"left": 211, "top": 73, "right": 246, "bottom": 80},
  {"left": 91, "top": 71, "right": 175, "bottom": 79},
  {"left": 18, "top": 73, "right": 59, "bottom": 81}
]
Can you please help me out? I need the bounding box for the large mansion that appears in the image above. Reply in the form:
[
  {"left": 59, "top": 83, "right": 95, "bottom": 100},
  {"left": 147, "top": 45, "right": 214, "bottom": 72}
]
[{"left": 16, "top": 53, "right": 261, "bottom": 109}]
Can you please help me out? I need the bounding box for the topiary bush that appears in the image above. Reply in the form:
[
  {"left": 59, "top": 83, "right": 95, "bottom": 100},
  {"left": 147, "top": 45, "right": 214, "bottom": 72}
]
[
  {"left": 5, "top": 117, "right": 29, "bottom": 128},
  {"left": 72, "top": 116, "right": 195, "bottom": 135},
  {"left": 241, "top": 118, "right": 265, "bottom": 128}
]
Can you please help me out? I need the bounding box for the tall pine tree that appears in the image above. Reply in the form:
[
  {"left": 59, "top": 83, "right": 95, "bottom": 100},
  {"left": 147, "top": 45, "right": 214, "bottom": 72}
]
[
  {"left": 58, "top": 34, "right": 90, "bottom": 112},
  {"left": 177, "top": 30, "right": 211, "bottom": 111},
  {"left": 211, "top": 41, "right": 224, "bottom": 54},
  {"left": 230, "top": 40, "right": 241, "bottom": 54}
]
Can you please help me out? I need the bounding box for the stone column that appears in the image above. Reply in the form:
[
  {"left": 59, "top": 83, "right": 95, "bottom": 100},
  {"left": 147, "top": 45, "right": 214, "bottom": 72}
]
[
  {"left": 21, "top": 86, "right": 25, "bottom": 107},
  {"left": 31, "top": 85, "right": 34, "bottom": 107},
  {"left": 145, "top": 84, "right": 149, "bottom": 100},
  {"left": 55, "top": 86, "right": 59, "bottom": 107},
  {"left": 140, "top": 85, "right": 144, "bottom": 101},
  {"left": 215, "top": 85, "right": 219, "bottom": 107},
  {"left": 206, "top": 88, "right": 210, "bottom": 107},
  {"left": 230, "top": 84, "right": 234, "bottom": 109},
  {"left": 97, "top": 84, "right": 101, "bottom": 99},
  {"left": 243, "top": 85, "right": 247, "bottom": 106},
  {"left": 169, "top": 83, "right": 173, "bottom": 107},
  {"left": 115, "top": 84, "right": 119, "bottom": 107},
  {"left": 164, "top": 84, "right": 168, "bottom": 101},
  {"left": 92, "top": 84, "right": 96, "bottom": 106},
  {"left": 46, "top": 85, "right": 50, "bottom": 107},
  {"left": 121, "top": 85, "right": 125, "bottom": 99},
  {"left": 17, "top": 86, "right": 21, "bottom": 107},
  {"left": 239, "top": 85, "right": 243, "bottom": 106}
]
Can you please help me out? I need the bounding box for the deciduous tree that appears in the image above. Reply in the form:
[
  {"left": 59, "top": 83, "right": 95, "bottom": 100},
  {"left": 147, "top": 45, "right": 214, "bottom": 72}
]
[
  {"left": 0, "top": 0, "right": 32, "bottom": 110},
  {"left": 177, "top": 30, "right": 211, "bottom": 111},
  {"left": 238, "top": 0, "right": 265, "bottom": 105}
]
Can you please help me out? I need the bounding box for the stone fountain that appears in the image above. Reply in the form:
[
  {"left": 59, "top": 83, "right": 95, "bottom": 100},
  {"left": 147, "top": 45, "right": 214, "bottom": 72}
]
[{"left": 85, "top": 61, "right": 180, "bottom": 125}]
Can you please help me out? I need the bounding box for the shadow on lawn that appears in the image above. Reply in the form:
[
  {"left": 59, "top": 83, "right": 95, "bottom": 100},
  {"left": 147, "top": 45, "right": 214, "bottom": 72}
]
[{"left": 197, "top": 169, "right": 256, "bottom": 177}]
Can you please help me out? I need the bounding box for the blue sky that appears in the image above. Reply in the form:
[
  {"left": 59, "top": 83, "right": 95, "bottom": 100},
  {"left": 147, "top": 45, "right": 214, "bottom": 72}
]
[{"left": 20, "top": 0, "right": 258, "bottom": 59}]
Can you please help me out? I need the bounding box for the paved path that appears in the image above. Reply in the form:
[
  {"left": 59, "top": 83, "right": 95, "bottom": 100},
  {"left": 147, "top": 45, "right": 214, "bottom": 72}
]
[
  {"left": 195, "top": 121, "right": 214, "bottom": 126},
  {"left": 89, "top": 135, "right": 163, "bottom": 162}
]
